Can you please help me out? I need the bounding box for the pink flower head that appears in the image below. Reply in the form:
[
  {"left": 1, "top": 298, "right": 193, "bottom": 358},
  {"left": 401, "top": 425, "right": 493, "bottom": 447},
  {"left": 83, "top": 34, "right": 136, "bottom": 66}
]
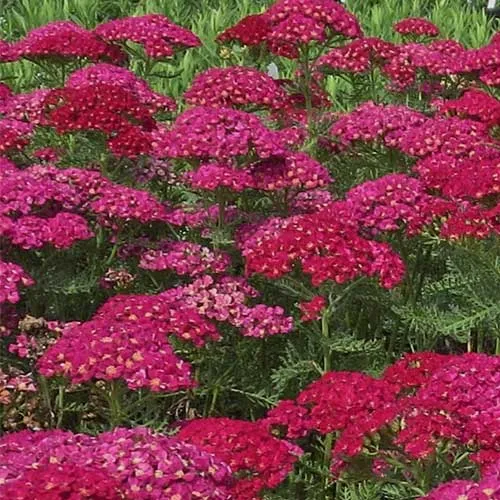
[
  {"left": 153, "top": 106, "right": 288, "bottom": 161},
  {"left": 394, "top": 17, "right": 440, "bottom": 37},
  {"left": 67, "top": 63, "right": 176, "bottom": 112},
  {"left": 37, "top": 319, "right": 196, "bottom": 392},
  {"left": 345, "top": 173, "right": 453, "bottom": 236},
  {"left": 250, "top": 152, "right": 333, "bottom": 192},
  {"left": 0, "top": 260, "right": 34, "bottom": 304},
  {"left": 184, "top": 66, "right": 288, "bottom": 109},
  {"left": 138, "top": 240, "right": 231, "bottom": 276},
  {"left": 95, "top": 14, "right": 201, "bottom": 59},
  {"left": 0, "top": 89, "right": 51, "bottom": 125},
  {"left": 0, "top": 427, "right": 233, "bottom": 499},
  {"left": 0, "top": 119, "right": 33, "bottom": 153},
  {"left": 185, "top": 163, "right": 255, "bottom": 192},
  {"left": 7, "top": 213, "right": 93, "bottom": 250},
  {"left": 13, "top": 21, "right": 124, "bottom": 63},
  {"left": 317, "top": 37, "right": 397, "bottom": 74}
]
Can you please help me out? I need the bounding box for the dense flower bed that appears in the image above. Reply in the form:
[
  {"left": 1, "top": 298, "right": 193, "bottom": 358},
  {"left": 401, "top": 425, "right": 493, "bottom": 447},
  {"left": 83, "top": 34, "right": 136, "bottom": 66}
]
[{"left": 0, "top": 0, "right": 499, "bottom": 497}]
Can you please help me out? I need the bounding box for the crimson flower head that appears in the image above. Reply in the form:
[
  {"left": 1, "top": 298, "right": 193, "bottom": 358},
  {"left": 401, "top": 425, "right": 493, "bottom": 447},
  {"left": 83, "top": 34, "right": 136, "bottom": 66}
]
[
  {"left": 217, "top": 13, "right": 272, "bottom": 46},
  {"left": 95, "top": 14, "right": 201, "bottom": 59},
  {"left": 184, "top": 66, "right": 288, "bottom": 109},
  {"left": 394, "top": 17, "right": 440, "bottom": 37},
  {"left": 298, "top": 296, "right": 326, "bottom": 321},
  {"left": 0, "top": 463, "right": 125, "bottom": 500},
  {"left": 218, "top": 0, "right": 361, "bottom": 59},
  {"left": 177, "top": 417, "right": 302, "bottom": 499},
  {"left": 13, "top": 21, "right": 124, "bottom": 63}
]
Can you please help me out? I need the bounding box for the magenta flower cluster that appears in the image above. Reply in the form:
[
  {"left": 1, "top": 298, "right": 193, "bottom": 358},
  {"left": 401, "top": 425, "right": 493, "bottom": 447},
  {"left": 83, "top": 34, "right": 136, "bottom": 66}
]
[{"left": 0, "top": 427, "right": 233, "bottom": 499}]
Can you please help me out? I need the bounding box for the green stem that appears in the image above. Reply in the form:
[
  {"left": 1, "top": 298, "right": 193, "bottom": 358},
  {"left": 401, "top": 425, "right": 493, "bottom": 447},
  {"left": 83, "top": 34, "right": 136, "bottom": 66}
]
[
  {"left": 39, "top": 376, "right": 54, "bottom": 428},
  {"left": 108, "top": 381, "right": 123, "bottom": 428},
  {"left": 321, "top": 307, "right": 331, "bottom": 373},
  {"left": 300, "top": 45, "right": 314, "bottom": 129},
  {"left": 322, "top": 433, "right": 334, "bottom": 499}
]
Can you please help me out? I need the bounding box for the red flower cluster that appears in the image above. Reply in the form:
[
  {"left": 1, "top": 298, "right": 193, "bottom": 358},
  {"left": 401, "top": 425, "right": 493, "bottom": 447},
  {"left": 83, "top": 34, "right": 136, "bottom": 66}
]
[
  {"left": 184, "top": 66, "right": 288, "bottom": 109},
  {"left": 45, "top": 83, "right": 156, "bottom": 158},
  {"left": 218, "top": 0, "right": 362, "bottom": 59},
  {"left": 264, "top": 371, "right": 399, "bottom": 441},
  {"left": 177, "top": 417, "right": 303, "bottom": 499},
  {"left": 433, "top": 89, "right": 500, "bottom": 128},
  {"left": 395, "top": 354, "right": 500, "bottom": 458},
  {"left": 240, "top": 203, "right": 405, "bottom": 288},
  {"left": 0, "top": 463, "right": 125, "bottom": 499},
  {"left": 95, "top": 14, "right": 201, "bottom": 59},
  {"left": 298, "top": 295, "right": 326, "bottom": 321}
]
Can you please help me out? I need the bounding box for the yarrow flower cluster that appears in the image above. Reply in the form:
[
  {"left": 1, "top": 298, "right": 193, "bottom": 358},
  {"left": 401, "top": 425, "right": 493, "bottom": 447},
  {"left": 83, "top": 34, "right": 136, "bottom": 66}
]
[
  {"left": 330, "top": 101, "right": 426, "bottom": 148},
  {"left": 345, "top": 173, "right": 452, "bottom": 236},
  {"left": 153, "top": 106, "right": 288, "bottom": 161},
  {"left": 0, "top": 119, "right": 33, "bottom": 153},
  {"left": 138, "top": 240, "right": 231, "bottom": 276},
  {"left": 0, "top": 427, "right": 233, "bottom": 499},
  {"left": 6, "top": 212, "right": 93, "bottom": 250},
  {"left": 0, "top": 368, "right": 36, "bottom": 405},
  {"left": 184, "top": 66, "right": 288, "bottom": 109},
  {"left": 218, "top": 0, "right": 362, "bottom": 59},
  {"left": 185, "top": 163, "right": 255, "bottom": 192},
  {"left": 262, "top": 352, "right": 500, "bottom": 479},
  {"left": 0, "top": 463, "right": 125, "bottom": 499},
  {"left": 45, "top": 83, "right": 156, "bottom": 158},
  {"left": 94, "top": 14, "right": 201, "bottom": 59},
  {"left": 317, "top": 37, "right": 397, "bottom": 74},
  {"left": 66, "top": 63, "right": 176, "bottom": 112},
  {"left": 177, "top": 417, "right": 303, "bottom": 499},
  {"left": 393, "top": 17, "right": 440, "bottom": 37},
  {"left": 0, "top": 89, "right": 50, "bottom": 124},
  {"left": 37, "top": 319, "right": 196, "bottom": 392},
  {"left": 298, "top": 295, "right": 326, "bottom": 321},
  {"left": 6, "top": 21, "right": 124, "bottom": 63},
  {"left": 432, "top": 89, "right": 500, "bottom": 128},
  {"left": 0, "top": 260, "right": 34, "bottom": 304},
  {"left": 240, "top": 203, "right": 405, "bottom": 288},
  {"left": 249, "top": 152, "right": 333, "bottom": 192},
  {"left": 422, "top": 477, "right": 500, "bottom": 500}
]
